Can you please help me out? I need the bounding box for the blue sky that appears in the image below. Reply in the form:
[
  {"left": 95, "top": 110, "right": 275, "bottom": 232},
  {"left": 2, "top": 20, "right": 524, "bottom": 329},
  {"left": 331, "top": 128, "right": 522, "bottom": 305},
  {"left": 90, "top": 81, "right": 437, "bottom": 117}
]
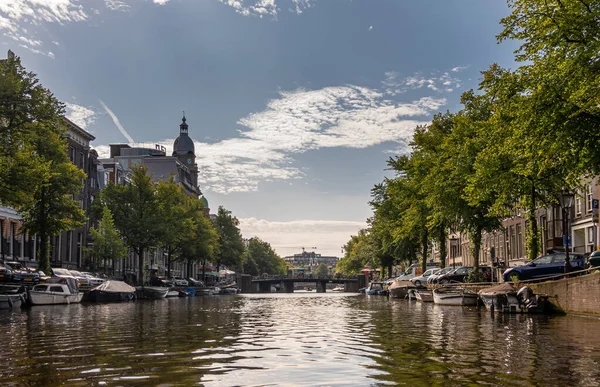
[{"left": 0, "top": 0, "right": 518, "bottom": 257}]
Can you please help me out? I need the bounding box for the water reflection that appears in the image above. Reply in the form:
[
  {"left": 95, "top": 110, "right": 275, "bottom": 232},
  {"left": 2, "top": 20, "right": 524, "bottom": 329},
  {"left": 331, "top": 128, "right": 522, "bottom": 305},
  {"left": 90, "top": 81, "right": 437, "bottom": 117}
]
[{"left": 1, "top": 294, "right": 600, "bottom": 386}]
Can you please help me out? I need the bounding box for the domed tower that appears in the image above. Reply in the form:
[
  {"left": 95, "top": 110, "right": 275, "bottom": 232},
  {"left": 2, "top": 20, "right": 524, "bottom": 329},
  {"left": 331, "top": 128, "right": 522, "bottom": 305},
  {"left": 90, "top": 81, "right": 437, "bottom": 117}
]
[{"left": 173, "top": 113, "right": 199, "bottom": 188}]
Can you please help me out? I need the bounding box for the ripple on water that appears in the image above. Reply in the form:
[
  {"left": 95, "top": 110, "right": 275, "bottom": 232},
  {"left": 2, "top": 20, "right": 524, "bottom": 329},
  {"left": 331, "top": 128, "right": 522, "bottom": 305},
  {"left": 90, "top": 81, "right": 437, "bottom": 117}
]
[{"left": 2, "top": 294, "right": 600, "bottom": 385}]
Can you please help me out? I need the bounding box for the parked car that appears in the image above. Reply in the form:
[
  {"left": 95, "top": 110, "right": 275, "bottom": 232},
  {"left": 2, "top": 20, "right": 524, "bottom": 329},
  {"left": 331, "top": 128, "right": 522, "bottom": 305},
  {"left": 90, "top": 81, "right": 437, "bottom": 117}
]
[
  {"left": 503, "top": 252, "right": 585, "bottom": 282},
  {"left": 411, "top": 268, "right": 440, "bottom": 286},
  {"left": 80, "top": 272, "right": 105, "bottom": 287},
  {"left": 188, "top": 278, "right": 205, "bottom": 287},
  {"left": 396, "top": 262, "right": 439, "bottom": 281},
  {"left": 428, "top": 267, "right": 456, "bottom": 284},
  {"left": 171, "top": 277, "right": 189, "bottom": 286},
  {"left": 436, "top": 266, "right": 491, "bottom": 284},
  {"left": 68, "top": 270, "right": 92, "bottom": 287},
  {"left": 150, "top": 276, "right": 173, "bottom": 287},
  {"left": 0, "top": 262, "right": 20, "bottom": 283},
  {"left": 588, "top": 251, "right": 600, "bottom": 269},
  {"left": 5, "top": 261, "right": 40, "bottom": 285}
]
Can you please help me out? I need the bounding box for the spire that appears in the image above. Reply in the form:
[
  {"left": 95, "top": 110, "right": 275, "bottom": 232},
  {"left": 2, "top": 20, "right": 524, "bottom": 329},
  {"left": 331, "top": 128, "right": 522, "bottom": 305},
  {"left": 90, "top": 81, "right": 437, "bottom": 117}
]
[{"left": 179, "top": 112, "right": 188, "bottom": 134}]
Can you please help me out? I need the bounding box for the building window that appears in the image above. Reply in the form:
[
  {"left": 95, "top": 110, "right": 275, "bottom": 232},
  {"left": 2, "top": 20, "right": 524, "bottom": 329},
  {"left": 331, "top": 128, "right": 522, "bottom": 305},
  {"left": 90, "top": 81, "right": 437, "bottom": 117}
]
[
  {"left": 76, "top": 233, "right": 82, "bottom": 265},
  {"left": 79, "top": 152, "right": 85, "bottom": 169},
  {"left": 576, "top": 197, "right": 582, "bottom": 216},
  {"left": 516, "top": 224, "right": 522, "bottom": 258},
  {"left": 69, "top": 147, "right": 75, "bottom": 163},
  {"left": 587, "top": 185, "right": 593, "bottom": 213}
]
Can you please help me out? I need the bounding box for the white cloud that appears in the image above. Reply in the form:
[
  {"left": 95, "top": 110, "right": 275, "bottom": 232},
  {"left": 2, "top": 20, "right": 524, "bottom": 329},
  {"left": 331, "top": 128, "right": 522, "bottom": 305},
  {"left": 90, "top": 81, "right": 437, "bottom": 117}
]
[
  {"left": 104, "top": 0, "right": 130, "bottom": 11},
  {"left": 368, "top": 25, "right": 373, "bottom": 31},
  {"left": 153, "top": 0, "right": 171, "bottom": 5},
  {"left": 65, "top": 102, "right": 96, "bottom": 130},
  {"left": 383, "top": 68, "right": 465, "bottom": 96},
  {"left": 451, "top": 65, "right": 468, "bottom": 72},
  {"left": 219, "top": 0, "right": 313, "bottom": 17},
  {"left": 238, "top": 217, "right": 366, "bottom": 257},
  {"left": 99, "top": 100, "right": 135, "bottom": 143}
]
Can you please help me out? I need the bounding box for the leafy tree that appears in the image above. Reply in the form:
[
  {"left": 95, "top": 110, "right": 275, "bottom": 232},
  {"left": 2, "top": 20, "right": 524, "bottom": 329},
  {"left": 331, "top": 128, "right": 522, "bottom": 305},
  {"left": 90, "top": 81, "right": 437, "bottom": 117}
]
[
  {"left": 315, "top": 262, "right": 329, "bottom": 276},
  {"left": 180, "top": 199, "right": 218, "bottom": 280},
  {"left": 212, "top": 206, "right": 245, "bottom": 271},
  {"left": 0, "top": 54, "right": 65, "bottom": 208},
  {"left": 156, "top": 178, "right": 194, "bottom": 278},
  {"left": 20, "top": 125, "right": 86, "bottom": 274},
  {"left": 242, "top": 237, "right": 287, "bottom": 276},
  {"left": 337, "top": 229, "right": 378, "bottom": 275},
  {"left": 100, "top": 165, "right": 163, "bottom": 285},
  {"left": 86, "top": 206, "right": 127, "bottom": 273}
]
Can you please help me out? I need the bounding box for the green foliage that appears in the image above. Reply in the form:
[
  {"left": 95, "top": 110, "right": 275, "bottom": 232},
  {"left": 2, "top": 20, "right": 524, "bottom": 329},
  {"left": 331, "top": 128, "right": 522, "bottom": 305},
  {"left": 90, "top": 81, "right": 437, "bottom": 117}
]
[
  {"left": 243, "top": 237, "right": 286, "bottom": 276},
  {"left": 212, "top": 206, "right": 245, "bottom": 271},
  {"left": 100, "top": 165, "right": 163, "bottom": 285},
  {"left": 86, "top": 206, "right": 127, "bottom": 273},
  {"left": 315, "top": 262, "right": 329, "bottom": 276},
  {"left": 0, "top": 55, "right": 66, "bottom": 209},
  {"left": 336, "top": 229, "right": 377, "bottom": 275}
]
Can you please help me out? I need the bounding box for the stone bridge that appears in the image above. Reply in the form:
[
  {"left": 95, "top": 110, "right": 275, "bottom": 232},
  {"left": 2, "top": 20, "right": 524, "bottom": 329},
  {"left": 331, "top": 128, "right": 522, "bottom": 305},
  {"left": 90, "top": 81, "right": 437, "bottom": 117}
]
[{"left": 250, "top": 274, "right": 365, "bottom": 293}]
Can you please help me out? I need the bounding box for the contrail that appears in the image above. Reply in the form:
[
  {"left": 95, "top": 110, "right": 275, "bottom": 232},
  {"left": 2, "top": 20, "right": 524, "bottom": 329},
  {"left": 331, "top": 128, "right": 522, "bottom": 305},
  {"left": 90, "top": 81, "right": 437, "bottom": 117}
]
[{"left": 99, "top": 100, "right": 135, "bottom": 143}]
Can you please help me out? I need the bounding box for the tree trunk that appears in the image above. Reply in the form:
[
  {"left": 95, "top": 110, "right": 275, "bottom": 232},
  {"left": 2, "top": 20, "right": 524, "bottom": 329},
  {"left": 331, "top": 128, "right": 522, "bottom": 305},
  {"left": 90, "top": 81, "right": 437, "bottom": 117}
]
[
  {"left": 137, "top": 246, "right": 144, "bottom": 286},
  {"left": 166, "top": 246, "right": 172, "bottom": 279},
  {"left": 38, "top": 188, "right": 50, "bottom": 274},
  {"left": 438, "top": 226, "right": 447, "bottom": 269},
  {"left": 526, "top": 182, "right": 539, "bottom": 261},
  {"left": 471, "top": 226, "right": 482, "bottom": 271},
  {"left": 421, "top": 228, "right": 428, "bottom": 274}
]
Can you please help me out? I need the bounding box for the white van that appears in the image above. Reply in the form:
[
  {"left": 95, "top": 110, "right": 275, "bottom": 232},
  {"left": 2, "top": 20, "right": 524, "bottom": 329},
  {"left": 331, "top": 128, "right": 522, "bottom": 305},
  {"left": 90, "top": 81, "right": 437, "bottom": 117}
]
[{"left": 395, "top": 262, "right": 439, "bottom": 281}]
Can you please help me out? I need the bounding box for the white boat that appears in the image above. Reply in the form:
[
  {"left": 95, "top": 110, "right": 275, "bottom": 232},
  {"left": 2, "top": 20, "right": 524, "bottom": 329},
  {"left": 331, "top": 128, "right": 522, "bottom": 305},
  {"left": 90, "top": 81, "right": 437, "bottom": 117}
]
[
  {"left": 166, "top": 290, "right": 180, "bottom": 298},
  {"left": 433, "top": 287, "right": 478, "bottom": 306},
  {"left": 415, "top": 289, "right": 433, "bottom": 303},
  {"left": 29, "top": 277, "right": 83, "bottom": 305},
  {"left": 478, "top": 283, "right": 548, "bottom": 313},
  {"left": 331, "top": 285, "right": 344, "bottom": 292}
]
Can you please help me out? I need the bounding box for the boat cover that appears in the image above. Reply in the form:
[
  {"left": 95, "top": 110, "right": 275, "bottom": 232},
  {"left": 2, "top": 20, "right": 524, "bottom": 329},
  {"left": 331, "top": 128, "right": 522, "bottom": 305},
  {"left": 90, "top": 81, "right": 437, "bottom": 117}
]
[
  {"left": 91, "top": 280, "right": 135, "bottom": 293},
  {"left": 478, "top": 283, "right": 516, "bottom": 295}
]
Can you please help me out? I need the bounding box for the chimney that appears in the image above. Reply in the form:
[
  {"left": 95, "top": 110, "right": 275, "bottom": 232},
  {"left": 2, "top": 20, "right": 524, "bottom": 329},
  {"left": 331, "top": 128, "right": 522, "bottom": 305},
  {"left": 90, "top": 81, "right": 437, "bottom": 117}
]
[{"left": 7, "top": 49, "right": 14, "bottom": 59}]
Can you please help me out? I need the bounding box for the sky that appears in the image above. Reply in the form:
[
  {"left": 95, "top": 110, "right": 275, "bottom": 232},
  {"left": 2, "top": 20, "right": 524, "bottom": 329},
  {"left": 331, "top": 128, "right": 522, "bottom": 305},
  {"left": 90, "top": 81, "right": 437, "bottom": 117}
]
[{"left": 0, "top": 0, "right": 519, "bottom": 258}]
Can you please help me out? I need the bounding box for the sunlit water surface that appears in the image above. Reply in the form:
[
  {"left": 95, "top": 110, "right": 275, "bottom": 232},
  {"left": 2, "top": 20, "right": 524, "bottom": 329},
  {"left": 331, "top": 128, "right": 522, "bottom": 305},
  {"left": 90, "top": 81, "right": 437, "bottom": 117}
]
[{"left": 2, "top": 292, "right": 600, "bottom": 386}]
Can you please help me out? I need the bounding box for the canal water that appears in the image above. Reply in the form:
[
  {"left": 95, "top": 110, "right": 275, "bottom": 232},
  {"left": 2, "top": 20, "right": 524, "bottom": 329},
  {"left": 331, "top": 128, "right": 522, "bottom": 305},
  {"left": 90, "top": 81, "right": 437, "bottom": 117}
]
[{"left": 2, "top": 293, "right": 600, "bottom": 386}]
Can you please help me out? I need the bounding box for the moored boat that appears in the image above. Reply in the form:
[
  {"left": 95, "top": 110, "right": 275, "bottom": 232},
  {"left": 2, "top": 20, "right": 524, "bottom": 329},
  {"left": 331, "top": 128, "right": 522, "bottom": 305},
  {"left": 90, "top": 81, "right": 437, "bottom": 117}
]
[
  {"left": 415, "top": 289, "right": 433, "bottom": 303},
  {"left": 166, "top": 290, "right": 180, "bottom": 298},
  {"left": 331, "top": 285, "right": 344, "bottom": 292},
  {"left": 388, "top": 280, "right": 414, "bottom": 299},
  {"left": 88, "top": 280, "right": 136, "bottom": 303},
  {"left": 478, "top": 283, "right": 548, "bottom": 313},
  {"left": 136, "top": 286, "right": 169, "bottom": 299},
  {"left": 433, "top": 287, "right": 478, "bottom": 306},
  {"left": 28, "top": 277, "right": 83, "bottom": 305},
  {"left": 365, "top": 281, "right": 386, "bottom": 295}
]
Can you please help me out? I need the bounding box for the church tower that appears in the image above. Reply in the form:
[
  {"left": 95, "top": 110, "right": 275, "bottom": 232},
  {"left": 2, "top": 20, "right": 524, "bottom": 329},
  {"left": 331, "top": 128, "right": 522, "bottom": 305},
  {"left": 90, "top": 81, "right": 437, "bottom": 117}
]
[{"left": 172, "top": 114, "right": 199, "bottom": 189}]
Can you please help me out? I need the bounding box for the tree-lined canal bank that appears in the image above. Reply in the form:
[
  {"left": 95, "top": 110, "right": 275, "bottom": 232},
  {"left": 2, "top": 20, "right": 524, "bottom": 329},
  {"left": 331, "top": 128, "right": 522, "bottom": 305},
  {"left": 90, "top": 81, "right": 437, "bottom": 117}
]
[{"left": 2, "top": 293, "right": 600, "bottom": 386}]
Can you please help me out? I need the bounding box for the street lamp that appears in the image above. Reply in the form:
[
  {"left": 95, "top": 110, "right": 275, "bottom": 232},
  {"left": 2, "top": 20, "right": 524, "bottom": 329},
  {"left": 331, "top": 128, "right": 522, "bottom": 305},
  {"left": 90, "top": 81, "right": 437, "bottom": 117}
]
[
  {"left": 449, "top": 236, "right": 459, "bottom": 269},
  {"left": 559, "top": 190, "right": 574, "bottom": 274}
]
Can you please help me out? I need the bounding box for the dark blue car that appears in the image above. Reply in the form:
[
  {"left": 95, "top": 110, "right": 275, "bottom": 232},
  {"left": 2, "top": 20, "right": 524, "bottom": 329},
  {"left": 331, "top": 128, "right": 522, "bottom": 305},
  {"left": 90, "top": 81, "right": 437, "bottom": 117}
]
[{"left": 503, "top": 252, "right": 585, "bottom": 282}]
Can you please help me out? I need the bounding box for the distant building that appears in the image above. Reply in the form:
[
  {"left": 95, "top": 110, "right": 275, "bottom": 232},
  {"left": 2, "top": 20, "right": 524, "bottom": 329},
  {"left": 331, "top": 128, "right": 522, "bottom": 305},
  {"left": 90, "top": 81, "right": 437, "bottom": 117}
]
[{"left": 284, "top": 250, "right": 339, "bottom": 271}]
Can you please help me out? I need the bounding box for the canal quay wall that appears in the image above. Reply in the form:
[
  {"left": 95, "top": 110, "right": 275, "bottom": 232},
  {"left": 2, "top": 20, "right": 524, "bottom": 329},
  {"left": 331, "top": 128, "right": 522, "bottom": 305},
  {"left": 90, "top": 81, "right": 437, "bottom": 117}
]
[{"left": 455, "top": 271, "right": 600, "bottom": 317}]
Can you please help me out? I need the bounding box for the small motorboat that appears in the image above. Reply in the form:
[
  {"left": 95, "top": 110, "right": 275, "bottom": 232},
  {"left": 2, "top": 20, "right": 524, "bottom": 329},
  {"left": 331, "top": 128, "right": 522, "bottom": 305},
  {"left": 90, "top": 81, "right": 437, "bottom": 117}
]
[
  {"left": 479, "top": 283, "right": 548, "bottom": 313},
  {"left": 387, "top": 280, "right": 414, "bottom": 299},
  {"left": 166, "top": 290, "right": 180, "bottom": 298},
  {"left": 415, "top": 289, "right": 434, "bottom": 303},
  {"left": 331, "top": 285, "right": 345, "bottom": 292},
  {"left": 433, "top": 287, "right": 478, "bottom": 306},
  {"left": 136, "top": 286, "right": 169, "bottom": 299},
  {"left": 88, "top": 280, "right": 136, "bottom": 303},
  {"left": 219, "top": 287, "right": 239, "bottom": 295},
  {"left": 28, "top": 277, "right": 83, "bottom": 305},
  {"left": 365, "top": 281, "right": 386, "bottom": 295}
]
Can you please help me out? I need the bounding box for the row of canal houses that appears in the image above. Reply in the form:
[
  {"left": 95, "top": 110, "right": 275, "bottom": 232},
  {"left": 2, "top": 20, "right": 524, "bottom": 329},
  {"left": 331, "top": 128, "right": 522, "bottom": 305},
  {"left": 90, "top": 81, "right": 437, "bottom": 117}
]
[
  {"left": 428, "top": 178, "right": 600, "bottom": 280},
  {"left": 0, "top": 50, "right": 216, "bottom": 282}
]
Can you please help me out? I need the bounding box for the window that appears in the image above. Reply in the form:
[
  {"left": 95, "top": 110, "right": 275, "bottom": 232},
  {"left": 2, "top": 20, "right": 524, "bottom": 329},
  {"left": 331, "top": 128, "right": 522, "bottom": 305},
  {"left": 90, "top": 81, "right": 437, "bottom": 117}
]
[
  {"left": 76, "top": 233, "right": 82, "bottom": 263},
  {"left": 516, "top": 224, "right": 522, "bottom": 258},
  {"left": 66, "top": 231, "right": 72, "bottom": 262},
  {"left": 49, "top": 286, "right": 64, "bottom": 293},
  {"left": 576, "top": 197, "right": 582, "bottom": 215},
  {"left": 510, "top": 226, "right": 515, "bottom": 259},
  {"left": 587, "top": 185, "right": 593, "bottom": 213},
  {"left": 79, "top": 152, "right": 85, "bottom": 169},
  {"left": 533, "top": 255, "right": 554, "bottom": 265},
  {"left": 68, "top": 147, "right": 75, "bottom": 163}
]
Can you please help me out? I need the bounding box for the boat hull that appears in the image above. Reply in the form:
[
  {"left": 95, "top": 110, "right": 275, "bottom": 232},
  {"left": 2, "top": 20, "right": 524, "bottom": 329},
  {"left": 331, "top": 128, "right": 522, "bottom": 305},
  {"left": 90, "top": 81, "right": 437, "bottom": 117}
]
[
  {"left": 29, "top": 291, "right": 83, "bottom": 305},
  {"left": 388, "top": 281, "right": 414, "bottom": 299},
  {"left": 136, "top": 287, "right": 169, "bottom": 299},
  {"left": 479, "top": 293, "right": 547, "bottom": 314},
  {"left": 433, "top": 289, "right": 478, "bottom": 306},
  {"left": 88, "top": 290, "right": 135, "bottom": 303},
  {"left": 415, "top": 290, "right": 433, "bottom": 303}
]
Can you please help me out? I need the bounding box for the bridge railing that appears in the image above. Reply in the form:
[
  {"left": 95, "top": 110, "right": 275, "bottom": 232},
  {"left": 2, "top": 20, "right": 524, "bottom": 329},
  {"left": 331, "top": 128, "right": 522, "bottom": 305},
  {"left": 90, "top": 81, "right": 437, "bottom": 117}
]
[{"left": 252, "top": 274, "right": 359, "bottom": 281}]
